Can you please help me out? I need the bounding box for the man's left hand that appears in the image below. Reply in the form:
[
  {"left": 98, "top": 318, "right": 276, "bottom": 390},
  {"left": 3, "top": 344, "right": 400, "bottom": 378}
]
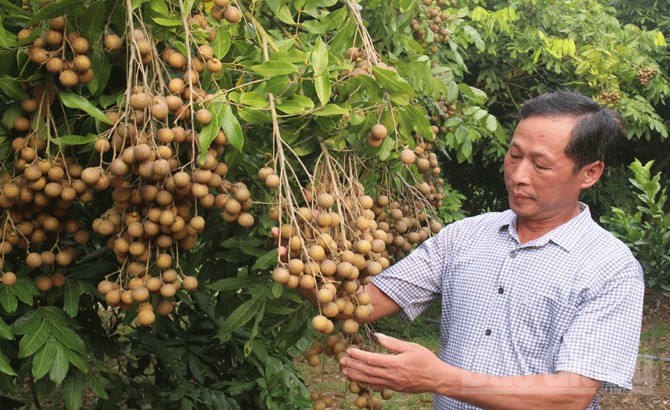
[{"left": 339, "top": 333, "right": 450, "bottom": 394}]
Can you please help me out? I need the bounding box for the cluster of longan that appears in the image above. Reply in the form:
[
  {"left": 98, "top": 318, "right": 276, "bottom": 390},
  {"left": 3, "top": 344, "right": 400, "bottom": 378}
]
[
  {"left": 410, "top": 0, "right": 457, "bottom": 47},
  {"left": 304, "top": 335, "right": 394, "bottom": 410},
  {"left": 366, "top": 123, "right": 388, "bottom": 148},
  {"left": 637, "top": 66, "right": 658, "bottom": 85},
  {"left": 369, "top": 193, "right": 443, "bottom": 263},
  {"left": 272, "top": 184, "right": 384, "bottom": 336},
  {"left": 209, "top": 0, "right": 243, "bottom": 24},
  {"left": 344, "top": 47, "right": 398, "bottom": 79},
  {"left": 597, "top": 90, "right": 622, "bottom": 106},
  {"left": 431, "top": 97, "right": 459, "bottom": 128},
  {"left": 88, "top": 17, "right": 251, "bottom": 325},
  {"left": 0, "top": 114, "right": 104, "bottom": 291},
  {"left": 21, "top": 16, "right": 94, "bottom": 88}
]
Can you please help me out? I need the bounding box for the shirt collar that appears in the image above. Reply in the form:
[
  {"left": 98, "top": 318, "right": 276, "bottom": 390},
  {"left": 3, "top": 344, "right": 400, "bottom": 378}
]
[{"left": 497, "top": 203, "right": 593, "bottom": 252}]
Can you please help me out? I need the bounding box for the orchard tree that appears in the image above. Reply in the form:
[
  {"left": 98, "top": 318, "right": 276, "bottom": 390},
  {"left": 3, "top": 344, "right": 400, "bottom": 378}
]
[
  {"left": 0, "top": 0, "right": 498, "bottom": 408},
  {"left": 438, "top": 0, "right": 670, "bottom": 213}
]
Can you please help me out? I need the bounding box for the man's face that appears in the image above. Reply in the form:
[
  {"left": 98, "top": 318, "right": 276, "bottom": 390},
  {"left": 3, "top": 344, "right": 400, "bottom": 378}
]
[{"left": 504, "top": 115, "right": 596, "bottom": 224}]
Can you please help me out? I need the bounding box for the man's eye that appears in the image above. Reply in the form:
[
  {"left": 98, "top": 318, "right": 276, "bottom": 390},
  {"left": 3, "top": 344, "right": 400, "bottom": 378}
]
[
  {"left": 510, "top": 154, "right": 522, "bottom": 160},
  {"left": 534, "top": 163, "right": 549, "bottom": 170}
]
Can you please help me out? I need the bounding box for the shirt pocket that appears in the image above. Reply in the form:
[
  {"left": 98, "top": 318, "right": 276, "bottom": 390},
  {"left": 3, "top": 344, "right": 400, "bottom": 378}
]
[{"left": 512, "top": 292, "right": 577, "bottom": 368}]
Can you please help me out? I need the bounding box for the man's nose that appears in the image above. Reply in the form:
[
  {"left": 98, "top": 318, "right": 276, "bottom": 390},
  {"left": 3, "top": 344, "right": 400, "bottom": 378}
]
[{"left": 509, "top": 160, "right": 532, "bottom": 185}]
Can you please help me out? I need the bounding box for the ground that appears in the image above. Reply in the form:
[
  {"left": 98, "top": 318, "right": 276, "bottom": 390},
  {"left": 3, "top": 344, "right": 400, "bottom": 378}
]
[{"left": 297, "top": 291, "right": 670, "bottom": 409}]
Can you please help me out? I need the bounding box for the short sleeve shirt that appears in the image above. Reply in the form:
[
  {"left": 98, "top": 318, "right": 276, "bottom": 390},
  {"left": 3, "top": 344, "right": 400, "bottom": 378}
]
[{"left": 371, "top": 205, "right": 644, "bottom": 409}]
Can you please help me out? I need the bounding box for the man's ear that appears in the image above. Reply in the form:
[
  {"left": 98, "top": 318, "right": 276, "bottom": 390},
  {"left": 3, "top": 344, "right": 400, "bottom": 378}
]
[{"left": 580, "top": 161, "right": 605, "bottom": 189}]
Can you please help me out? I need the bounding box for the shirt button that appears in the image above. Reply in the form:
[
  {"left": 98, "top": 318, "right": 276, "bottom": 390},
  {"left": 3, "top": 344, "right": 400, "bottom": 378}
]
[
  {"left": 485, "top": 329, "right": 492, "bottom": 336},
  {"left": 510, "top": 251, "right": 517, "bottom": 258},
  {"left": 498, "top": 287, "right": 504, "bottom": 294}
]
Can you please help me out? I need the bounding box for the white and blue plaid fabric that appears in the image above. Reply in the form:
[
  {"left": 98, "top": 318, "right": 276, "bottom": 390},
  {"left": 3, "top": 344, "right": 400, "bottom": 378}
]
[{"left": 372, "top": 204, "right": 644, "bottom": 409}]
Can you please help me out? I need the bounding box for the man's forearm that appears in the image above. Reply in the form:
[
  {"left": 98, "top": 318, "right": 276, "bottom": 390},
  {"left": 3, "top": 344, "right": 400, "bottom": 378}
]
[{"left": 438, "top": 366, "right": 599, "bottom": 410}]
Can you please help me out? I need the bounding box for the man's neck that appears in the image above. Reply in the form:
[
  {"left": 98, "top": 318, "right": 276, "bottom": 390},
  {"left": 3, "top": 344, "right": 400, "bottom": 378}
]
[{"left": 516, "top": 205, "right": 582, "bottom": 244}]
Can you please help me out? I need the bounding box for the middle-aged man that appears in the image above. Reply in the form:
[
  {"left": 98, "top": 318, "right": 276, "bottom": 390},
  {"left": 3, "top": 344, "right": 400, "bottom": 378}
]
[{"left": 337, "top": 90, "right": 645, "bottom": 409}]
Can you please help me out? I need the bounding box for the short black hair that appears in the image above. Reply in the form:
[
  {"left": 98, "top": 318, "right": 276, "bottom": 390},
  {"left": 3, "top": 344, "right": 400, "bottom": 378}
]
[{"left": 518, "top": 90, "right": 625, "bottom": 170}]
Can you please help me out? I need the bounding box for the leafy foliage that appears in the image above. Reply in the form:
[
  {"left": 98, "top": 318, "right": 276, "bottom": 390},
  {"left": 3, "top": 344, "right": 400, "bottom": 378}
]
[{"left": 601, "top": 160, "right": 670, "bottom": 293}]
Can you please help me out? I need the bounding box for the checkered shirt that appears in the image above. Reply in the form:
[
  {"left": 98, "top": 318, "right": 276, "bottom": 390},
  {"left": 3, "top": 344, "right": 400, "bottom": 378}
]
[{"left": 372, "top": 204, "right": 644, "bottom": 409}]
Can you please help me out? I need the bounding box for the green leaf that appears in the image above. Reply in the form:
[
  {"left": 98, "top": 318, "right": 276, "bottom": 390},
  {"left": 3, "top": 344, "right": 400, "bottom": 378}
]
[
  {"left": 65, "top": 349, "right": 88, "bottom": 373},
  {"left": 266, "top": 0, "right": 295, "bottom": 24},
  {"left": 63, "top": 281, "right": 82, "bottom": 318},
  {"left": 13, "top": 309, "right": 40, "bottom": 335},
  {"left": 237, "top": 107, "right": 272, "bottom": 124},
  {"left": 18, "top": 320, "right": 50, "bottom": 358},
  {"left": 0, "top": 286, "right": 18, "bottom": 313},
  {"left": 220, "top": 236, "right": 264, "bottom": 248},
  {"left": 85, "top": 371, "right": 109, "bottom": 400},
  {"left": 28, "top": 0, "right": 84, "bottom": 25},
  {"left": 312, "top": 104, "right": 348, "bottom": 117},
  {"left": 9, "top": 277, "right": 37, "bottom": 305},
  {"left": 79, "top": 0, "right": 107, "bottom": 43},
  {"left": 208, "top": 275, "right": 267, "bottom": 292},
  {"left": 32, "top": 337, "right": 57, "bottom": 380},
  {"left": 370, "top": 66, "right": 414, "bottom": 97},
  {"left": 48, "top": 321, "right": 85, "bottom": 353},
  {"left": 61, "top": 370, "right": 85, "bottom": 410},
  {"left": 0, "top": 76, "right": 28, "bottom": 101},
  {"left": 251, "top": 249, "right": 278, "bottom": 271},
  {"left": 446, "top": 81, "right": 458, "bottom": 103},
  {"left": 87, "top": 50, "right": 111, "bottom": 97},
  {"left": 250, "top": 62, "right": 298, "bottom": 78},
  {"left": 405, "top": 105, "right": 434, "bottom": 141},
  {"left": 221, "top": 104, "right": 244, "bottom": 152},
  {"left": 314, "top": 73, "right": 331, "bottom": 106},
  {"left": 198, "top": 102, "right": 226, "bottom": 163},
  {"left": 211, "top": 29, "right": 231, "bottom": 59},
  {"left": 59, "top": 92, "right": 113, "bottom": 125},
  {"left": 0, "top": 317, "right": 12, "bottom": 340},
  {"left": 0, "top": 350, "right": 16, "bottom": 376},
  {"left": 216, "top": 288, "right": 267, "bottom": 342},
  {"left": 240, "top": 92, "right": 269, "bottom": 109},
  {"left": 485, "top": 114, "right": 498, "bottom": 132},
  {"left": 310, "top": 37, "right": 328, "bottom": 76},
  {"left": 151, "top": 16, "right": 181, "bottom": 26},
  {"left": 276, "top": 98, "right": 311, "bottom": 115},
  {"left": 149, "top": 0, "right": 169, "bottom": 14},
  {"left": 49, "top": 342, "right": 70, "bottom": 384}
]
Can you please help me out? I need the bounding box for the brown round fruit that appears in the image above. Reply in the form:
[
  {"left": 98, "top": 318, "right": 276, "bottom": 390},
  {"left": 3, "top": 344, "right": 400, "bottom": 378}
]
[
  {"left": 370, "top": 123, "right": 388, "bottom": 140},
  {"left": 137, "top": 309, "right": 155, "bottom": 326},
  {"left": 1, "top": 272, "right": 16, "bottom": 286},
  {"left": 59, "top": 70, "right": 79, "bottom": 87},
  {"left": 223, "top": 6, "right": 242, "bottom": 23}
]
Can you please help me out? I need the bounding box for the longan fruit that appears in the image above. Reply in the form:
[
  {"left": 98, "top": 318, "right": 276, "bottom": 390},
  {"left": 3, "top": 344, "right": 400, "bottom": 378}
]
[
  {"left": 97, "top": 280, "right": 114, "bottom": 294},
  {"left": 59, "top": 70, "right": 79, "bottom": 88},
  {"left": 156, "top": 299, "right": 174, "bottom": 316},
  {"left": 311, "top": 315, "right": 330, "bottom": 333},
  {"left": 137, "top": 309, "right": 155, "bottom": 326},
  {"left": 223, "top": 6, "right": 242, "bottom": 23},
  {"left": 26, "top": 252, "right": 43, "bottom": 268},
  {"left": 195, "top": 108, "right": 212, "bottom": 125},
  {"left": 370, "top": 124, "right": 388, "bottom": 140},
  {"left": 70, "top": 37, "right": 89, "bottom": 54},
  {"left": 104, "top": 34, "right": 122, "bottom": 51},
  {"left": 36, "top": 276, "right": 53, "bottom": 292},
  {"left": 237, "top": 213, "right": 254, "bottom": 228},
  {"left": 52, "top": 273, "right": 66, "bottom": 287},
  {"left": 272, "top": 267, "right": 290, "bottom": 284},
  {"left": 1, "top": 272, "right": 17, "bottom": 286},
  {"left": 265, "top": 174, "right": 280, "bottom": 188},
  {"left": 13, "top": 116, "right": 31, "bottom": 133},
  {"left": 182, "top": 275, "right": 198, "bottom": 291},
  {"left": 160, "top": 283, "right": 177, "bottom": 298},
  {"left": 48, "top": 16, "right": 66, "bottom": 30}
]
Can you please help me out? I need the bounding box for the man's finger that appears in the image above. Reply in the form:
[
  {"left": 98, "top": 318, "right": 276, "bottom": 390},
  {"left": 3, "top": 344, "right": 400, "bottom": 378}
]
[{"left": 374, "top": 333, "right": 414, "bottom": 354}]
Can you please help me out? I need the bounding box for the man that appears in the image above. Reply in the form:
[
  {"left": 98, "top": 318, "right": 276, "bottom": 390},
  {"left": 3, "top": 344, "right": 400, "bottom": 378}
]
[{"left": 338, "top": 90, "right": 645, "bottom": 409}]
